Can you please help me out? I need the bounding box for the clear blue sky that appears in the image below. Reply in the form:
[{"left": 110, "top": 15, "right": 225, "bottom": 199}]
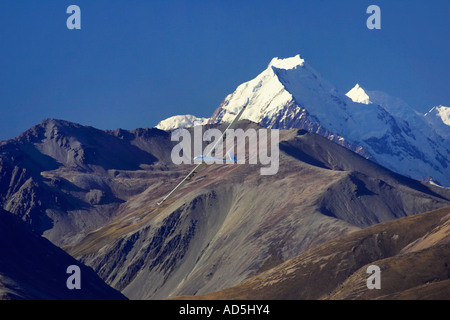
[{"left": 0, "top": 0, "right": 449, "bottom": 140}]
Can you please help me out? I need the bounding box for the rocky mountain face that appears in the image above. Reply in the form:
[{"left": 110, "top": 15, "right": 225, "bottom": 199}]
[
  {"left": 178, "top": 205, "right": 450, "bottom": 300},
  {"left": 0, "top": 118, "right": 174, "bottom": 245},
  {"left": 2, "top": 120, "right": 441, "bottom": 300},
  {"left": 5, "top": 122, "right": 442, "bottom": 298},
  {"left": 207, "top": 55, "right": 450, "bottom": 187}
]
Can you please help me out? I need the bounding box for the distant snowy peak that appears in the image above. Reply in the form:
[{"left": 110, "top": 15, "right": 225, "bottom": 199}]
[
  {"left": 347, "top": 82, "right": 449, "bottom": 142},
  {"left": 346, "top": 84, "right": 415, "bottom": 118},
  {"left": 346, "top": 84, "right": 371, "bottom": 105},
  {"left": 347, "top": 82, "right": 449, "bottom": 136},
  {"left": 156, "top": 114, "right": 208, "bottom": 131},
  {"left": 425, "top": 105, "right": 450, "bottom": 126},
  {"left": 346, "top": 84, "right": 432, "bottom": 132}
]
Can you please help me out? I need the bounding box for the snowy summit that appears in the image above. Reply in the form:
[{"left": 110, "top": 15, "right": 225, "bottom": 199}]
[
  {"left": 268, "top": 54, "right": 305, "bottom": 70},
  {"left": 346, "top": 84, "right": 371, "bottom": 105}
]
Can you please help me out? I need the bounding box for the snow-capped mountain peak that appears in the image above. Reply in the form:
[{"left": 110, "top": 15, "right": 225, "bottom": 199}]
[
  {"left": 208, "top": 54, "right": 450, "bottom": 186},
  {"left": 156, "top": 114, "right": 208, "bottom": 131},
  {"left": 346, "top": 84, "right": 371, "bottom": 105},
  {"left": 268, "top": 54, "right": 305, "bottom": 70}
]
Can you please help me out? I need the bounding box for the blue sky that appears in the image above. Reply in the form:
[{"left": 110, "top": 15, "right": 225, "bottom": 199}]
[{"left": 0, "top": 0, "right": 449, "bottom": 140}]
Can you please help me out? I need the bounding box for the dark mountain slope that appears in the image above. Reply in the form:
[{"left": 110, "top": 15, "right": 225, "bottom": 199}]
[
  {"left": 282, "top": 130, "right": 450, "bottom": 227},
  {"left": 0, "top": 208, "right": 126, "bottom": 300}
]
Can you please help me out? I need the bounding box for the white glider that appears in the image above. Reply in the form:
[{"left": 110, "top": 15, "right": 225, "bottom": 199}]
[
  {"left": 193, "top": 147, "right": 238, "bottom": 164},
  {"left": 157, "top": 99, "right": 248, "bottom": 206}
]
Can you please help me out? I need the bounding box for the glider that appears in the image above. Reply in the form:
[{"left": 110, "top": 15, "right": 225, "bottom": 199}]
[
  {"left": 193, "top": 147, "right": 238, "bottom": 164},
  {"left": 157, "top": 99, "right": 248, "bottom": 206}
]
